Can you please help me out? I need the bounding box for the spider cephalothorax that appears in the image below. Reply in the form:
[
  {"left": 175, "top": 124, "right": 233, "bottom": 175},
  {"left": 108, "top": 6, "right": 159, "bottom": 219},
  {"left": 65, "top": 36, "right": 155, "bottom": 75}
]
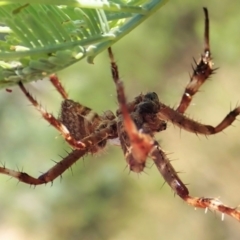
[{"left": 1, "top": 8, "right": 240, "bottom": 222}]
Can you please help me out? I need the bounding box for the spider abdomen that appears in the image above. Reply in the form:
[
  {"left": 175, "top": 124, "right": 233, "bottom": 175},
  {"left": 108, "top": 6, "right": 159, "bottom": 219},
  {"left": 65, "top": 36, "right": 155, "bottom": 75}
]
[{"left": 59, "top": 99, "right": 109, "bottom": 152}]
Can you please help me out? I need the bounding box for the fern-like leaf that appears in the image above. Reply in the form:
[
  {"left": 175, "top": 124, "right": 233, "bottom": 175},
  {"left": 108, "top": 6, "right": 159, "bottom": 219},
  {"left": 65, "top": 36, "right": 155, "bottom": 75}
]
[{"left": 0, "top": 0, "right": 168, "bottom": 88}]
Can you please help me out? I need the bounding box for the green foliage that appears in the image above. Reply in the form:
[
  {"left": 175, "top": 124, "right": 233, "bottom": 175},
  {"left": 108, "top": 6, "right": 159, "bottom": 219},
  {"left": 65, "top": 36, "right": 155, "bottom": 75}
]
[{"left": 0, "top": 0, "right": 168, "bottom": 87}]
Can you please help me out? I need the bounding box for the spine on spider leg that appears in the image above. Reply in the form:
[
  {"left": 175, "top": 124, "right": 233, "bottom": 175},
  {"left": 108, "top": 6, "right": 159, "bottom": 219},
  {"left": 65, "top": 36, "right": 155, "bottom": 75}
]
[
  {"left": 158, "top": 102, "right": 240, "bottom": 135},
  {"left": 0, "top": 149, "right": 87, "bottom": 185},
  {"left": 150, "top": 144, "right": 189, "bottom": 198},
  {"left": 150, "top": 145, "right": 240, "bottom": 221},
  {"left": 213, "top": 106, "right": 240, "bottom": 133},
  {"left": 108, "top": 48, "right": 156, "bottom": 172},
  {"left": 158, "top": 103, "right": 212, "bottom": 134},
  {"left": 183, "top": 195, "right": 240, "bottom": 220},
  {"left": 39, "top": 122, "right": 118, "bottom": 183},
  {"left": 0, "top": 122, "right": 117, "bottom": 185},
  {"left": 38, "top": 149, "right": 86, "bottom": 183},
  {"left": 176, "top": 7, "right": 214, "bottom": 114}
]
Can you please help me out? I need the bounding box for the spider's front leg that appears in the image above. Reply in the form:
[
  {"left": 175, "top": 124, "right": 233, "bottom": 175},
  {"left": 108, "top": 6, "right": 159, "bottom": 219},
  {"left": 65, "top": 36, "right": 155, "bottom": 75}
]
[
  {"left": 176, "top": 8, "right": 215, "bottom": 114},
  {"left": 108, "top": 48, "right": 165, "bottom": 172},
  {"left": 158, "top": 8, "right": 240, "bottom": 135}
]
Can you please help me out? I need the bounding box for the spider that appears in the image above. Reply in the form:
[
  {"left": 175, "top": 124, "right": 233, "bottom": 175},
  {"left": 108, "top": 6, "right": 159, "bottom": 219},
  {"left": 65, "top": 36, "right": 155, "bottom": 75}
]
[{"left": 1, "top": 8, "right": 240, "bottom": 222}]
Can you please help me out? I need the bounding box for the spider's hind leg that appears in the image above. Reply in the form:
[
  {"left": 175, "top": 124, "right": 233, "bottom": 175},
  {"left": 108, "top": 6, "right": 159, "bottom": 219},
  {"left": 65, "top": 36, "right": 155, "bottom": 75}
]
[
  {"left": 151, "top": 143, "right": 240, "bottom": 222},
  {"left": 176, "top": 8, "right": 215, "bottom": 114}
]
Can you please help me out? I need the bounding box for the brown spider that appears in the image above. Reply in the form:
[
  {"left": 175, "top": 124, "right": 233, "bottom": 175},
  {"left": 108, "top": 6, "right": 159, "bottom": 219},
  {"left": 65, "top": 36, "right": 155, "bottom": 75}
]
[{"left": 1, "top": 8, "right": 240, "bottom": 221}]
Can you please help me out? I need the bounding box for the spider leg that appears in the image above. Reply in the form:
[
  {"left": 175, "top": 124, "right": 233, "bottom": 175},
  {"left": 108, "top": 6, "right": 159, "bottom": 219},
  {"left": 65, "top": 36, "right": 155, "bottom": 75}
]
[
  {"left": 151, "top": 143, "right": 240, "bottom": 222},
  {"left": 0, "top": 124, "right": 116, "bottom": 185},
  {"left": 108, "top": 47, "right": 155, "bottom": 172},
  {"left": 19, "top": 81, "right": 94, "bottom": 149},
  {"left": 0, "top": 149, "right": 85, "bottom": 185},
  {"left": 158, "top": 101, "right": 240, "bottom": 135},
  {"left": 176, "top": 8, "right": 215, "bottom": 114},
  {"left": 49, "top": 74, "right": 68, "bottom": 99}
]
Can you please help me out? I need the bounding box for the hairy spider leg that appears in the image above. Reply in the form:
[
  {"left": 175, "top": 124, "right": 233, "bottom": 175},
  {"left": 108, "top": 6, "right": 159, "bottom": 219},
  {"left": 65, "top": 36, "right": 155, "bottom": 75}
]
[
  {"left": 49, "top": 74, "right": 68, "bottom": 99},
  {"left": 48, "top": 74, "right": 116, "bottom": 152},
  {"left": 108, "top": 47, "right": 155, "bottom": 172},
  {"left": 0, "top": 149, "right": 85, "bottom": 185},
  {"left": 151, "top": 144, "right": 240, "bottom": 221},
  {"left": 151, "top": 143, "right": 189, "bottom": 198},
  {"left": 59, "top": 98, "right": 117, "bottom": 154},
  {"left": 151, "top": 9, "right": 240, "bottom": 220},
  {"left": 157, "top": 8, "right": 240, "bottom": 135},
  {"left": 158, "top": 101, "right": 240, "bottom": 135},
  {"left": 176, "top": 8, "right": 215, "bottom": 114},
  {"left": 0, "top": 122, "right": 115, "bottom": 185},
  {"left": 18, "top": 81, "right": 91, "bottom": 149},
  {"left": 0, "top": 81, "right": 117, "bottom": 185},
  {"left": 0, "top": 7, "right": 239, "bottom": 222}
]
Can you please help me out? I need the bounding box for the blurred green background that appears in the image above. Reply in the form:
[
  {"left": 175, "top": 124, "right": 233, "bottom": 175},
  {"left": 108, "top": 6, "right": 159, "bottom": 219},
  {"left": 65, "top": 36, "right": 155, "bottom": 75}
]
[{"left": 0, "top": 1, "right": 240, "bottom": 239}]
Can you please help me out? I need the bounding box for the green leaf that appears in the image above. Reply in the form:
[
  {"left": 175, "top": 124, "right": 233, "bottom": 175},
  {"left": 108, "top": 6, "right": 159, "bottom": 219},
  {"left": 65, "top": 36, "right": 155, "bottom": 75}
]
[{"left": 0, "top": 0, "right": 168, "bottom": 88}]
